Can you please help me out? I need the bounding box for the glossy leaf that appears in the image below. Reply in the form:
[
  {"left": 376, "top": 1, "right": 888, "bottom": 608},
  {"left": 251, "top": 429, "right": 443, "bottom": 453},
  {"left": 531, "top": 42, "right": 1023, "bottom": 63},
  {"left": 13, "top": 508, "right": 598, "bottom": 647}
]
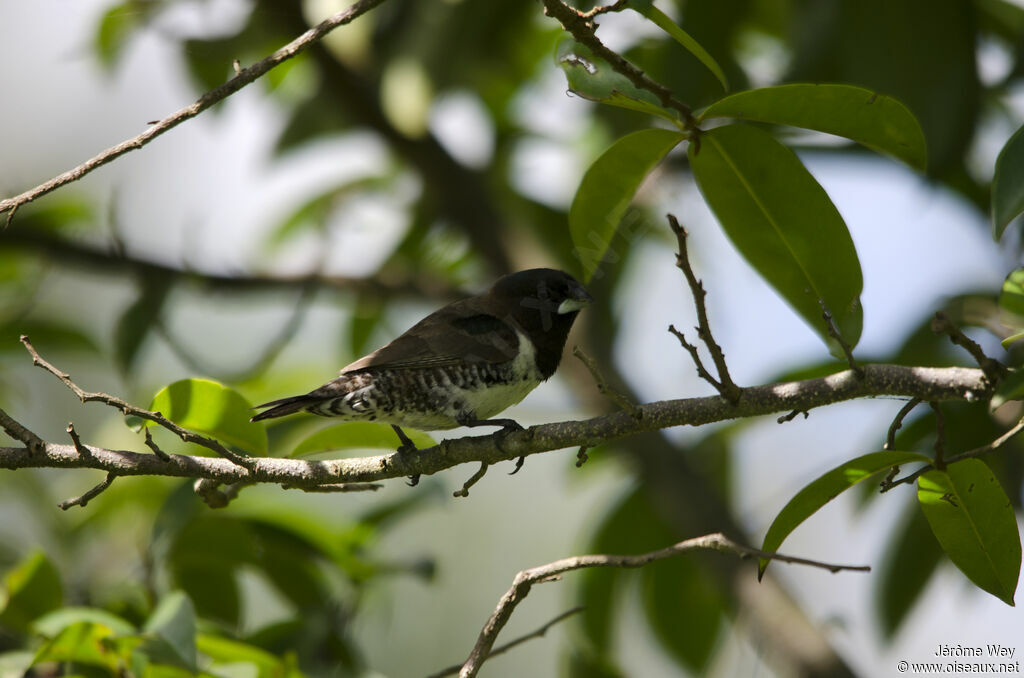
[
  {"left": 0, "top": 550, "right": 63, "bottom": 633},
  {"left": 999, "top": 269, "right": 1024, "bottom": 347},
  {"left": 690, "top": 123, "right": 864, "bottom": 353},
  {"left": 993, "top": 124, "right": 1024, "bottom": 240},
  {"left": 197, "top": 634, "right": 284, "bottom": 678},
  {"left": 95, "top": 2, "right": 143, "bottom": 68},
  {"left": 32, "top": 622, "right": 121, "bottom": 671},
  {"left": 917, "top": 460, "right": 1021, "bottom": 605},
  {"left": 32, "top": 607, "right": 135, "bottom": 638},
  {"left": 991, "top": 370, "right": 1024, "bottom": 411},
  {"left": 291, "top": 422, "right": 435, "bottom": 457},
  {"left": 700, "top": 84, "right": 926, "bottom": 170},
  {"left": 148, "top": 379, "right": 267, "bottom": 455},
  {"left": 875, "top": 502, "right": 944, "bottom": 636},
  {"left": 556, "top": 39, "right": 682, "bottom": 126},
  {"left": 141, "top": 591, "right": 198, "bottom": 672},
  {"left": 759, "top": 451, "right": 930, "bottom": 578},
  {"left": 570, "top": 128, "right": 686, "bottom": 281},
  {"left": 632, "top": 5, "right": 728, "bottom": 91}
]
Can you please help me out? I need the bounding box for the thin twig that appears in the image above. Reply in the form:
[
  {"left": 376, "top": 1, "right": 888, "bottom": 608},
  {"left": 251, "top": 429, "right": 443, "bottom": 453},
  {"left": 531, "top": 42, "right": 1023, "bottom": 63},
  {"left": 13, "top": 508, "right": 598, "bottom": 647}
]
[
  {"left": 0, "top": 407, "right": 44, "bottom": 454},
  {"left": 21, "top": 336, "right": 254, "bottom": 470},
  {"left": 66, "top": 423, "right": 91, "bottom": 457},
  {"left": 668, "top": 324, "right": 722, "bottom": 390},
  {"left": 0, "top": 0, "right": 390, "bottom": 222},
  {"left": 425, "top": 607, "right": 584, "bottom": 678},
  {"left": 281, "top": 482, "right": 382, "bottom": 493},
  {"left": 455, "top": 533, "right": 867, "bottom": 678},
  {"left": 884, "top": 398, "right": 921, "bottom": 450},
  {"left": 932, "top": 311, "right": 1007, "bottom": 382},
  {"left": 144, "top": 428, "right": 170, "bottom": 461},
  {"left": 58, "top": 472, "right": 115, "bottom": 510},
  {"left": 777, "top": 410, "right": 809, "bottom": 424},
  {"left": 579, "top": 0, "right": 628, "bottom": 19},
  {"left": 575, "top": 445, "right": 589, "bottom": 467},
  {"left": 820, "top": 300, "right": 864, "bottom": 377},
  {"left": 667, "top": 214, "right": 742, "bottom": 402},
  {"left": 453, "top": 462, "right": 489, "bottom": 498},
  {"left": 573, "top": 346, "right": 640, "bottom": 417},
  {"left": 881, "top": 414, "right": 1024, "bottom": 492},
  {"left": 540, "top": 0, "right": 695, "bottom": 127}
]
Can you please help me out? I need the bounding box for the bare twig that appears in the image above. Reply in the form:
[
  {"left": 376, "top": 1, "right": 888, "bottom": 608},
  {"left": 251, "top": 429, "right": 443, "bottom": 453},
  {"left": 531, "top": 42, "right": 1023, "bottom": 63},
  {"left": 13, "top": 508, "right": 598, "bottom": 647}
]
[
  {"left": 0, "top": 407, "right": 44, "bottom": 454},
  {"left": 884, "top": 398, "right": 921, "bottom": 450},
  {"left": 66, "top": 423, "right": 90, "bottom": 457},
  {"left": 541, "top": 0, "right": 695, "bottom": 127},
  {"left": 881, "top": 414, "right": 1024, "bottom": 492},
  {"left": 0, "top": 363, "right": 994, "bottom": 492},
  {"left": 573, "top": 346, "right": 640, "bottom": 417},
  {"left": 144, "top": 428, "right": 170, "bottom": 461},
  {"left": 0, "top": 0, "right": 391, "bottom": 222},
  {"left": 667, "top": 215, "right": 742, "bottom": 402},
  {"left": 456, "top": 532, "right": 868, "bottom": 678},
  {"left": 21, "top": 335, "right": 254, "bottom": 470},
  {"left": 579, "top": 0, "right": 628, "bottom": 20},
  {"left": 58, "top": 472, "right": 115, "bottom": 510},
  {"left": 820, "top": 300, "right": 864, "bottom": 377},
  {"left": 777, "top": 409, "right": 809, "bottom": 424},
  {"left": 425, "top": 607, "right": 584, "bottom": 678},
  {"left": 668, "top": 324, "right": 721, "bottom": 390},
  {"left": 453, "top": 462, "right": 489, "bottom": 498},
  {"left": 932, "top": 311, "right": 1007, "bottom": 382}
]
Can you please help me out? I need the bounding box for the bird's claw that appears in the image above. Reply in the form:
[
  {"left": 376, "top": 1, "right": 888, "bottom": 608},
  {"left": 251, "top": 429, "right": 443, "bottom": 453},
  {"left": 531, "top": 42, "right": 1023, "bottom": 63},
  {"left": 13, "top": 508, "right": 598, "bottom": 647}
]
[
  {"left": 509, "top": 455, "right": 526, "bottom": 475},
  {"left": 406, "top": 474, "right": 421, "bottom": 487}
]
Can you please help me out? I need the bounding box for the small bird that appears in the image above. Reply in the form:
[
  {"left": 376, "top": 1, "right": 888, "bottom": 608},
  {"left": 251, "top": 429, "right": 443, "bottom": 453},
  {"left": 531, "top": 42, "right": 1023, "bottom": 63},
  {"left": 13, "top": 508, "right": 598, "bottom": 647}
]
[{"left": 251, "top": 268, "right": 592, "bottom": 458}]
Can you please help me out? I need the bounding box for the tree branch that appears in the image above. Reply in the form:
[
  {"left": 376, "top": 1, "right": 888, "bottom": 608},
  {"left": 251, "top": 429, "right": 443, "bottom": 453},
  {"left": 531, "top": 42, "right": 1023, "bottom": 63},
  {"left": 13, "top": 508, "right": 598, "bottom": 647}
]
[
  {"left": 0, "top": 364, "right": 991, "bottom": 489},
  {"left": 455, "top": 532, "right": 868, "bottom": 678},
  {"left": 0, "top": 0, "right": 391, "bottom": 224},
  {"left": 21, "top": 335, "right": 254, "bottom": 470},
  {"left": 932, "top": 311, "right": 1007, "bottom": 382},
  {"left": 540, "top": 0, "right": 695, "bottom": 127}
]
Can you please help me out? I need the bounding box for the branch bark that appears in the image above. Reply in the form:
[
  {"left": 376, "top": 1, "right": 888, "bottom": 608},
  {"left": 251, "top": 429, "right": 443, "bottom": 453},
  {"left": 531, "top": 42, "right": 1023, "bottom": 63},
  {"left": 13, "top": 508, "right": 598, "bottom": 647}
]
[
  {"left": 0, "top": 0, "right": 391, "bottom": 225},
  {"left": 0, "top": 364, "right": 990, "bottom": 488}
]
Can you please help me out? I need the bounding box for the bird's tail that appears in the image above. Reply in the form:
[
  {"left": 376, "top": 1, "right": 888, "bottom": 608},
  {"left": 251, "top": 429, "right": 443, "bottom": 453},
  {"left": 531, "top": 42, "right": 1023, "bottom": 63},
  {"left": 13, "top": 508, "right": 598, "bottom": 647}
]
[{"left": 250, "top": 395, "right": 319, "bottom": 422}]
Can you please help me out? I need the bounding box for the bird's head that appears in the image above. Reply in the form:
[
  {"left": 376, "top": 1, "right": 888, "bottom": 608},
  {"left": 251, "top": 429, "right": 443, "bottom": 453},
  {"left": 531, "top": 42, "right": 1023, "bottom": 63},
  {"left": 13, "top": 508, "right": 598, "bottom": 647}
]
[{"left": 491, "top": 268, "right": 593, "bottom": 331}]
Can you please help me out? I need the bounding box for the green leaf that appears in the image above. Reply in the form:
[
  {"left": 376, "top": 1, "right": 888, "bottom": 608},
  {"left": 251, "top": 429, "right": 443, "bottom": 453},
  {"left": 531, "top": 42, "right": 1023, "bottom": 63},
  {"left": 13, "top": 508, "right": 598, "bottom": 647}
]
[
  {"left": 642, "top": 557, "right": 725, "bottom": 672},
  {"left": 690, "top": 123, "right": 864, "bottom": 354},
  {"left": 148, "top": 379, "right": 267, "bottom": 455},
  {"left": 196, "top": 634, "right": 283, "bottom": 678},
  {"left": 993, "top": 125, "right": 1024, "bottom": 240},
  {"left": 569, "top": 128, "right": 686, "bottom": 281},
  {"left": 141, "top": 591, "right": 198, "bottom": 672},
  {"left": 291, "top": 422, "right": 435, "bottom": 457},
  {"left": 555, "top": 39, "right": 682, "bottom": 126},
  {"left": 991, "top": 370, "right": 1024, "bottom": 411},
  {"left": 32, "top": 622, "right": 122, "bottom": 672},
  {"left": 999, "top": 268, "right": 1024, "bottom": 332},
  {"left": 700, "top": 84, "right": 927, "bottom": 171},
  {"left": 759, "top": 451, "right": 931, "bottom": 579},
  {"left": 32, "top": 607, "right": 136, "bottom": 638},
  {"left": 917, "top": 459, "right": 1021, "bottom": 605},
  {"left": 631, "top": 5, "right": 728, "bottom": 91},
  {"left": 875, "top": 502, "right": 944, "bottom": 636},
  {"left": 95, "top": 2, "right": 142, "bottom": 69},
  {"left": 0, "top": 550, "right": 63, "bottom": 633},
  {"left": 115, "top": 275, "right": 171, "bottom": 374}
]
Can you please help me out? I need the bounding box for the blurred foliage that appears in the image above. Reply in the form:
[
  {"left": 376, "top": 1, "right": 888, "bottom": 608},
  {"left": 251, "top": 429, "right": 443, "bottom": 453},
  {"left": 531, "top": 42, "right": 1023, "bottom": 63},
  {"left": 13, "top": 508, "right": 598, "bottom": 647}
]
[{"left": 3, "top": 0, "right": 1024, "bottom": 675}]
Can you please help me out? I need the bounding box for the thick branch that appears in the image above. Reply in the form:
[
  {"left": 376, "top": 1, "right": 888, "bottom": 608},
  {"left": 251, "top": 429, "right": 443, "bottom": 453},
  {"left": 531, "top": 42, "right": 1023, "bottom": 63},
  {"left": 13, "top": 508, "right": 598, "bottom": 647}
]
[
  {"left": 0, "top": 0, "right": 390, "bottom": 223},
  {"left": 456, "top": 533, "right": 868, "bottom": 678},
  {"left": 0, "top": 364, "right": 990, "bottom": 487}
]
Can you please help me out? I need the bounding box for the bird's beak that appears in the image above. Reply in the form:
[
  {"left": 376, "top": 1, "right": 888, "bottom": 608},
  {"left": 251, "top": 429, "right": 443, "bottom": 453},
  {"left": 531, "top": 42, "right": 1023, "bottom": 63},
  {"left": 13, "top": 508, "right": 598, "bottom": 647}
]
[{"left": 557, "top": 284, "right": 594, "bottom": 314}]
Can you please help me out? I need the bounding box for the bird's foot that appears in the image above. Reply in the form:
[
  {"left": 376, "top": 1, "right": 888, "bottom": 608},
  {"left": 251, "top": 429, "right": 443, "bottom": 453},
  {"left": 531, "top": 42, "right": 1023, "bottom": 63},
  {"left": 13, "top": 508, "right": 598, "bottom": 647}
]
[
  {"left": 509, "top": 455, "right": 526, "bottom": 475},
  {"left": 391, "top": 426, "right": 421, "bottom": 486}
]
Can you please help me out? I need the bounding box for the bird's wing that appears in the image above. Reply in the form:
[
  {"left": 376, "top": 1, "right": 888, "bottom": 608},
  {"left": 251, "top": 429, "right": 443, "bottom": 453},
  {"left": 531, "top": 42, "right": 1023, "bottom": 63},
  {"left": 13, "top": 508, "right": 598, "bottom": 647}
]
[{"left": 340, "top": 298, "right": 521, "bottom": 373}]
